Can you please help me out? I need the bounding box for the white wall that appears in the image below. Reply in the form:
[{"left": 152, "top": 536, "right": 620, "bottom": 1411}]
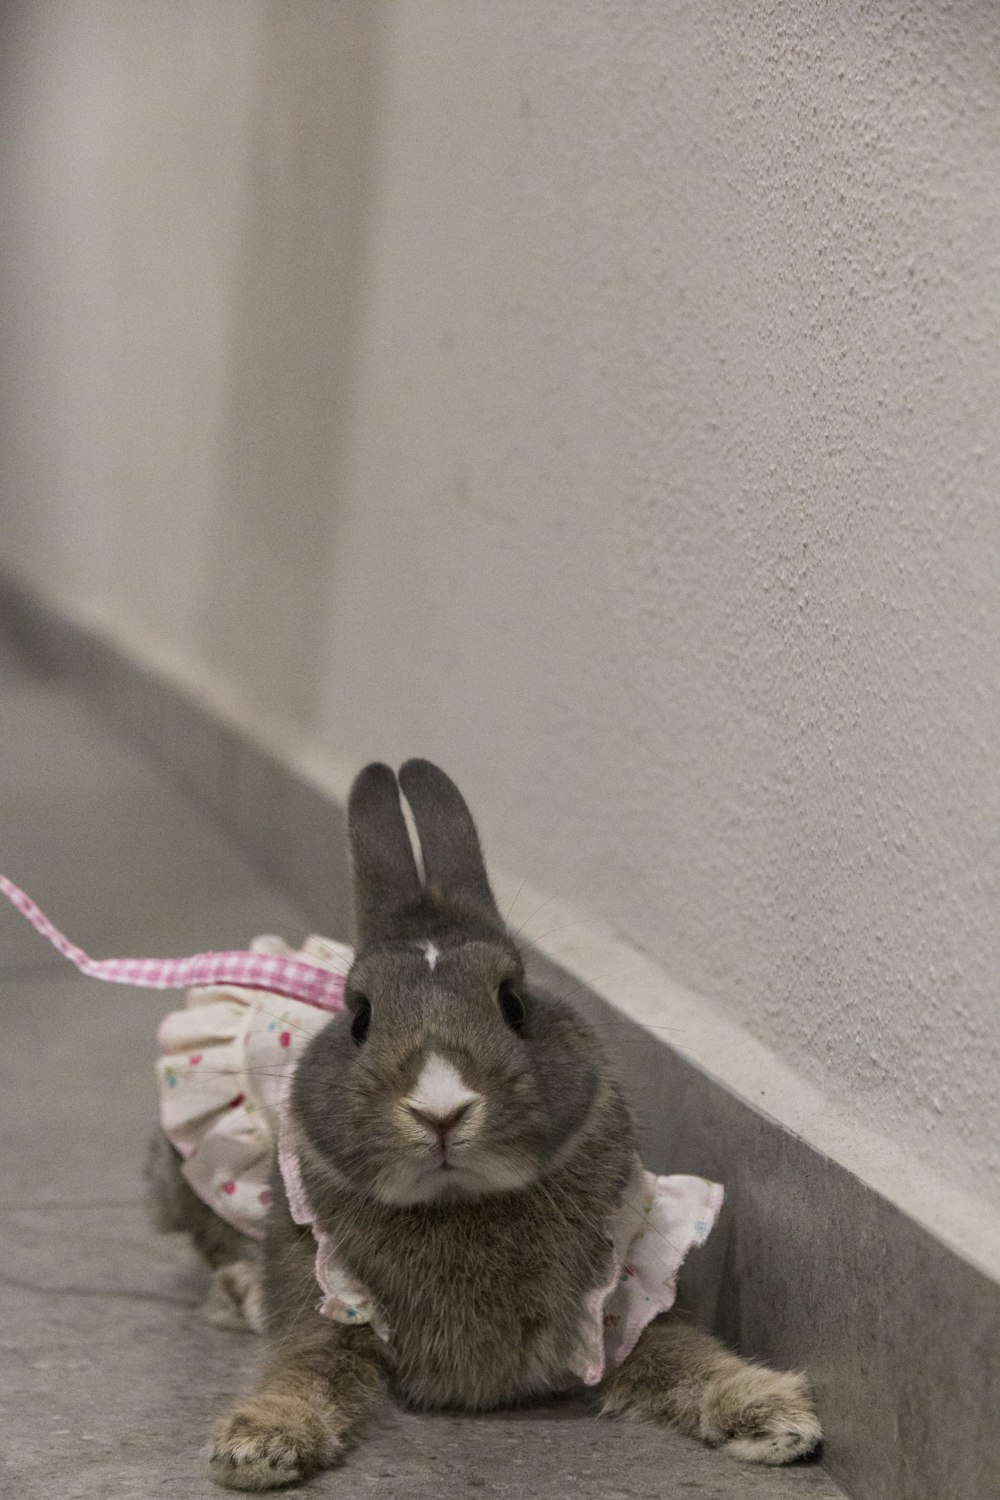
[{"left": 2, "top": 2, "right": 998, "bottom": 1204}]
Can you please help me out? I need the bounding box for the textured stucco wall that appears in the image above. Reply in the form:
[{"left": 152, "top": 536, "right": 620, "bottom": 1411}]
[{"left": 2, "top": 3, "right": 998, "bottom": 1202}]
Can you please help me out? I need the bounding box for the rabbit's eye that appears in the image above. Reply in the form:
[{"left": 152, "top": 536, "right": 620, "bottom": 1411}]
[
  {"left": 498, "top": 982, "right": 526, "bottom": 1031},
  {"left": 350, "top": 998, "right": 372, "bottom": 1045}
]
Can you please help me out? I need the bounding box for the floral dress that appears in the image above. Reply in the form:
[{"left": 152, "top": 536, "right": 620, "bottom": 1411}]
[{"left": 157, "top": 931, "right": 723, "bottom": 1383}]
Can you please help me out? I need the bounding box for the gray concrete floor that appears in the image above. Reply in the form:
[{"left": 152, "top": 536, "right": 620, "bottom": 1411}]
[{"left": 0, "top": 639, "right": 847, "bottom": 1499}]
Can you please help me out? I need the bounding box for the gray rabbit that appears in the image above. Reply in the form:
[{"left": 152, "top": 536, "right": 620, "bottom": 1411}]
[{"left": 150, "top": 759, "right": 819, "bottom": 1489}]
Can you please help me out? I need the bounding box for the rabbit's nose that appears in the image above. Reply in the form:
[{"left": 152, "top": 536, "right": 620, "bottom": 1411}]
[{"left": 407, "top": 1101, "right": 473, "bottom": 1141}]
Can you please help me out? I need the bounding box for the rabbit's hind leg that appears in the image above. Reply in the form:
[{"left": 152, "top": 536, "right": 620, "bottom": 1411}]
[{"left": 144, "top": 1129, "right": 263, "bottom": 1331}]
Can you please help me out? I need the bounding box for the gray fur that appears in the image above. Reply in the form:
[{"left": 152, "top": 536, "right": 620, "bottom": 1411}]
[
  {"left": 146, "top": 759, "right": 820, "bottom": 1488},
  {"left": 397, "top": 757, "right": 504, "bottom": 927},
  {"left": 347, "top": 761, "right": 422, "bottom": 945},
  {"left": 278, "top": 758, "right": 635, "bottom": 1408}
]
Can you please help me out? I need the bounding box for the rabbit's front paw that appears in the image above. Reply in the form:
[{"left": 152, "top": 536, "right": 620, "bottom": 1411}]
[
  {"left": 210, "top": 1395, "right": 343, "bottom": 1491},
  {"left": 700, "top": 1364, "right": 821, "bottom": 1465}
]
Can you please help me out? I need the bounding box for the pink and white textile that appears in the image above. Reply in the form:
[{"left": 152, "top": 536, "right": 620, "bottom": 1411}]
[
  {"left": 0, "top": 873, "right": 348, "bottom": 1012},
  {"left": 157, "top": 932, "right": 352, "bottom": 1237},
  {"left": 1, "top": 872, "right": 724, "bottom": 1379}
]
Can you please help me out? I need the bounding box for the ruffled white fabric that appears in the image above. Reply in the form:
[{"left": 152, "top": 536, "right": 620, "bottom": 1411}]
[
  {"left": 156, "top": 933, "right": 352, "bottom": 1239},
  {"left": 572, "top": 1161, "right": 724, "bottom": 1384},
  {"left": 278, "top": 1114, "right": 392, "bottom": 1340}
]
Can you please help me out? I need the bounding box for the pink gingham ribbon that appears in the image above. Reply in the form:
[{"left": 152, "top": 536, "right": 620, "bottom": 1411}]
[{"left": 0, "top": 874, "right": 347, "bottom": 1013}]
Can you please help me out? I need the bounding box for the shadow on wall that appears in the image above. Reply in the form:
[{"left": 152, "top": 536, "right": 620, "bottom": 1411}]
[{"left": 197, "top": 1, "right": 383, "bottom": 731}]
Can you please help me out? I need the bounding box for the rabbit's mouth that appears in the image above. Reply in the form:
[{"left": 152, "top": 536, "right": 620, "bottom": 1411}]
[
  {"left": 375, "top": 1142, "right": 538, "bottom": 1206},
  {"left": 418, "top": 1139, "right": 480, "bottom": 1185}
]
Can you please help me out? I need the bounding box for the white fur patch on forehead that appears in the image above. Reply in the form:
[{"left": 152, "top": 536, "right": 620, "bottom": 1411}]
[
  {"left": 416, "top": 939, "right": 440, "bottom": 971},
  {"left": 407, "top": 1052, "right": 480, "bottom": 1121}
]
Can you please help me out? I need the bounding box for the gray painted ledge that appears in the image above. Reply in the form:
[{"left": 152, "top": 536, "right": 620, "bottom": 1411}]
[{"left": 2, "top": 571, "right": 997, "bottom": 1500}]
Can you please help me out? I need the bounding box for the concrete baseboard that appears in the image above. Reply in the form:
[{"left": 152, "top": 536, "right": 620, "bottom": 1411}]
[{"left": 2, "top": 569, "right": 997, "bottom": 1500}]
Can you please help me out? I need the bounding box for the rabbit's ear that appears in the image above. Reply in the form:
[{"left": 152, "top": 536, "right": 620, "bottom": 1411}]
[
  {"left": 398, "top": 759, "right": 503, "bottom": 928},
  {"left": 348, "top": 763, "right": 421, "bottom": 944}
]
